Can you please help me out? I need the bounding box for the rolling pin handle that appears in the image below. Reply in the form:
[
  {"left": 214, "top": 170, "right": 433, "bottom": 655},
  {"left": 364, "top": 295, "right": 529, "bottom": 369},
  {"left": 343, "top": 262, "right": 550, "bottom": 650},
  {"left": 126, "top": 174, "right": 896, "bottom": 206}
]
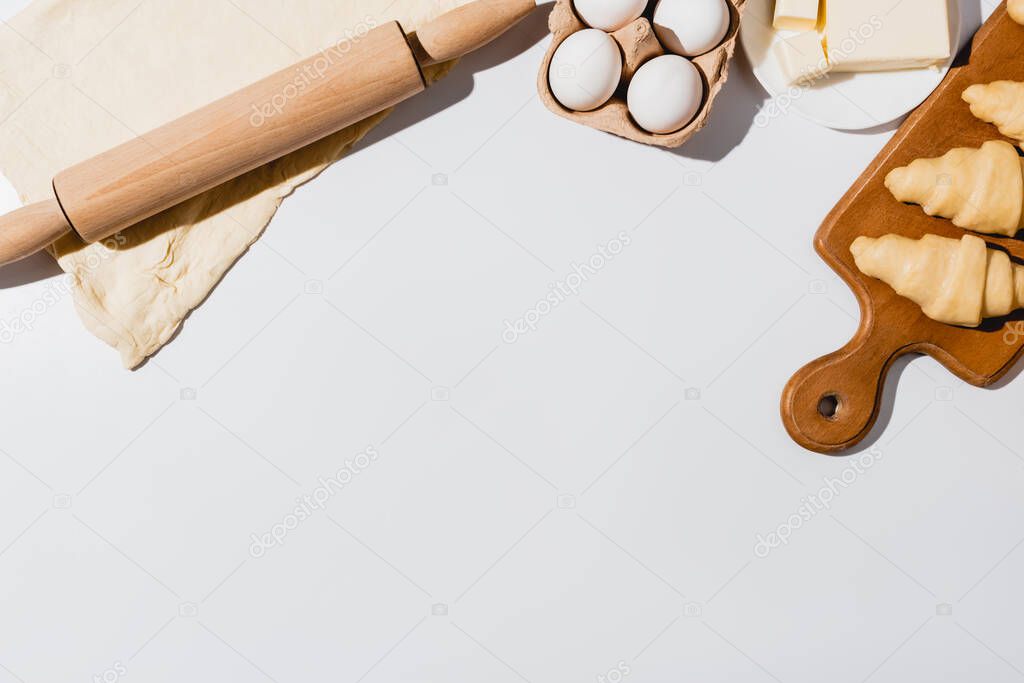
[
  {"left": 0, "top": 199, "right": 73, "bottom": 267},
  {"left": 411, "top": 0, "right": 539, "bottom": 65},
  {"left": 0, "top": 0, "right": 542, "bottom": 268}
]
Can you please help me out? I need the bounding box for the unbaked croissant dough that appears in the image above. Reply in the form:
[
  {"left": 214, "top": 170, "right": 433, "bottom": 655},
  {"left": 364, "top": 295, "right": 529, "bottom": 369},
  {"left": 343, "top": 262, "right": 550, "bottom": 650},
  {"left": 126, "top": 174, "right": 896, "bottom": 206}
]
[
  {"left": 851, "top": 233, "right": 1024, "bottom": 326},
  {"left": 0, "top": 0, "right": 460, "bottom": 368},
  {"left": 1011, "top": 0, "right": 1024, "bottom": 25},
  {"left": 884, "top": 140, "right": 1024, "bottom": 237},
  {"left": 963, "top": 81, "right": 1024, "bottom": 144}
]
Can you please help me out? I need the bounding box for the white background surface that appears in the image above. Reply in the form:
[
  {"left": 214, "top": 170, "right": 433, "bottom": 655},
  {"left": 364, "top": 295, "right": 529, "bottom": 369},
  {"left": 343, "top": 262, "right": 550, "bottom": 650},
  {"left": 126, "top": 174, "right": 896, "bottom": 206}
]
[{"left": 1, "top": 1, "right": 1022, "bottom": 682}]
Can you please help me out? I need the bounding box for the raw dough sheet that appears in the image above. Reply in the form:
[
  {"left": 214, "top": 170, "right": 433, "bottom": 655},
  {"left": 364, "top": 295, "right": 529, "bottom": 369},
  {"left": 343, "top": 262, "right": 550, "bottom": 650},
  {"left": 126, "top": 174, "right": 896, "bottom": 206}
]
[{"left": 0, "top": 0, "right": 457, "bottom": 367}]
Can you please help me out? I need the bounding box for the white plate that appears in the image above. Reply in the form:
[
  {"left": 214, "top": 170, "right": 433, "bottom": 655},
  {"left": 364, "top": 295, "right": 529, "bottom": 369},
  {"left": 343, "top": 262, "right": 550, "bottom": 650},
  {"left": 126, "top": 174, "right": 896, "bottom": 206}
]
[{"left": 739, "top": 0, "right": 961, "bottom": 130}]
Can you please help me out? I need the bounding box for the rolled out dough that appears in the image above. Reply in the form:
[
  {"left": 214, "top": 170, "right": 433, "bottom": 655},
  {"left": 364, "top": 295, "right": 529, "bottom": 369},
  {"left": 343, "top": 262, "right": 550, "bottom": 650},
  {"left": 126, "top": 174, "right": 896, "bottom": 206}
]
[{"left": 0, "top": 0, "right": 458, "bottom": 367}]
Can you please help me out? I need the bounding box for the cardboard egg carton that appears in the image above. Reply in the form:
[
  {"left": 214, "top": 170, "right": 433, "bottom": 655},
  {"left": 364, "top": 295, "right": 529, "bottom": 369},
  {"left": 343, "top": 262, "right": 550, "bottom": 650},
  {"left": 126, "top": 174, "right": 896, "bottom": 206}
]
[{"left": 537, "top": 0, "right": 745, "bottom": 147}]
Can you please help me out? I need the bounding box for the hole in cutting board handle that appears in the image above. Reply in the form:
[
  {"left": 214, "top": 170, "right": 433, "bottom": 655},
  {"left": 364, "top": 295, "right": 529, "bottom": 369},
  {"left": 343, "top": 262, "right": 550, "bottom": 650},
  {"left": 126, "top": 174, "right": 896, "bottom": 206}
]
[{"left": 817, "top": 393, "right": 841, "bottom": 420}]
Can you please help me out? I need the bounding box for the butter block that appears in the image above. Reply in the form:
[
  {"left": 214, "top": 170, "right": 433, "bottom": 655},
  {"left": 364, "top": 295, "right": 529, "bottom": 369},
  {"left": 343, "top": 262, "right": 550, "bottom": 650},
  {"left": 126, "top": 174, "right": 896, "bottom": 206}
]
[
  {"left": 824, "top": 0, "right": 950, "bottom": 72},
  {"left": 773, "top": 0, "right": 820, "bottom": 31},
  {"left": 773, "top": 30, "right": 829, "bottom": 86}
]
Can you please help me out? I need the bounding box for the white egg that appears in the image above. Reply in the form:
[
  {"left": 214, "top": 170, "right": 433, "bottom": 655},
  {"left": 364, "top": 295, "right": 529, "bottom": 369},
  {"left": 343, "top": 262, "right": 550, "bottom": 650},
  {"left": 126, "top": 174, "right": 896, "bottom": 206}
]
[
  {"left": 627, "top": 55, "right": 704, "bottom": 133},
  {"left": 573, "top": 0, "right": 648, "bottom": 31},
  {"left": 652, "top": 0, "right": 730, "bottom": 57},
  {"left": 548, "top": 29, "right": 623, "bottom": 112}
]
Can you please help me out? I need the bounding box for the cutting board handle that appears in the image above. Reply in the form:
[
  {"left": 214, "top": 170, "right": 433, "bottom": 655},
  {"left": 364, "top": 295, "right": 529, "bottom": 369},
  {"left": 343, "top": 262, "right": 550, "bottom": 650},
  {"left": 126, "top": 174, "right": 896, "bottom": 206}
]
[{"left": 781, "top": 319, "right": 904, "bottom": 454}]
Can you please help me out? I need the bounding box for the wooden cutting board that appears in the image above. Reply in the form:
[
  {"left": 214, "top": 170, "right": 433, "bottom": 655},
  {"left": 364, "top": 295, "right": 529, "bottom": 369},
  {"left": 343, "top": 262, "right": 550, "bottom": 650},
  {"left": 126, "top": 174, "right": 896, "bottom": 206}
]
[{"left": 781, "top": 3, "right": 1024, "bottom": 454}]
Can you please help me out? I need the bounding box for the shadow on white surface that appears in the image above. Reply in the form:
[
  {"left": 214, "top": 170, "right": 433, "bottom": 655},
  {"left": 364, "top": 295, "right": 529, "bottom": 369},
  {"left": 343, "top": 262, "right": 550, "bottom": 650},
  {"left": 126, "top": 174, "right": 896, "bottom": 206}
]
[
  {"left": 669, "top": 46, "right": 767, "bottom": 163},
  {"left": 839, "top": 354, "right": 916, "bottom": 455},
  {"left": 355, "top": 6, "right": 553, "bottom": 152},
  {"left": 0, "top": 250, "right": 62, "bottom": 290}
]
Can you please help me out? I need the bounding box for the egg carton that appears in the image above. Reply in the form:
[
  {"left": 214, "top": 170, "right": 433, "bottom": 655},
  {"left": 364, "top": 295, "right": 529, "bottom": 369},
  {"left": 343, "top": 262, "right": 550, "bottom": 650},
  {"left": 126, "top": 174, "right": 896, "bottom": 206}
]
[{"left": 537, "top": 0, "right": 746, "bottom": 147}]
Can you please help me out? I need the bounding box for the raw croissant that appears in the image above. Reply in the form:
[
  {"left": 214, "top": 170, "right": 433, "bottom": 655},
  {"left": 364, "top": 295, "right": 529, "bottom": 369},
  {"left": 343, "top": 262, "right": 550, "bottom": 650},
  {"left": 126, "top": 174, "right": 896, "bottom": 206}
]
[
  {"left": 850, "top": 233, "right": 1024, "bottom": 326},
  {"left": 1011, "top": 0, "right": 1024, "bottom": 25},
  {"left": 963, "top": 81, "right": 1024, "bottom": 144},
  {"left": 884, "top": 140, "right": 1024, "bottom": 237}
]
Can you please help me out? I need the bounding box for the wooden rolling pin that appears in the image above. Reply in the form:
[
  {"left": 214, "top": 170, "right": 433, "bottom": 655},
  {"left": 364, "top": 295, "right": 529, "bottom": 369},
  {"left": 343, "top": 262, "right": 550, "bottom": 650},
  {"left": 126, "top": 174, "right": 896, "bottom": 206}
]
[{"left": 0, "top": 0, "right": 538, "bottom": 266}]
